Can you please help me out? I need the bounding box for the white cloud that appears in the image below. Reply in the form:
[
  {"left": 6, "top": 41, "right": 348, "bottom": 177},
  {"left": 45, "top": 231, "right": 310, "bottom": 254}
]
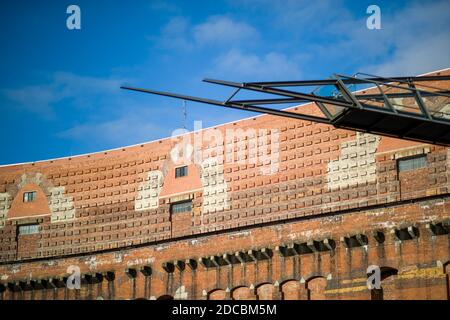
[
  {"left": 2, "top": 71, "right": 167, "bottom": 150},
  {"left": 230, "top": 0, "right": 348, "bottom": 31},
  {"left": 2, "top": 72, "right": 130, "bottom": 118},
  {"left": 154, "top": 16, "right": 194, "bottom": 50},
  {"left": 369, "top": 33, "right": 450, "bottom": 76},
  {"left": 230, "top": 0, "right": 450, "bottom": 76},
  {"left": 153, "top": 15, "right": 260, "bottom": 50},
  {"left": 213, "top": 49, "right": 302, "bottom": 80},
  {"left": 365, "top": 1, "right": 450, "bottom": 75},
  {"left": 53, "top": 72, "right": 125, "bottom": 95},
  {"left": 3, "top": 84, "right": 60, "bottom": 118},
  {"left": 57, "top": 112, "right": 163, "bottom": 146},
  {"left": 193, "top": 16, "right": 259, "bottom": 45}
]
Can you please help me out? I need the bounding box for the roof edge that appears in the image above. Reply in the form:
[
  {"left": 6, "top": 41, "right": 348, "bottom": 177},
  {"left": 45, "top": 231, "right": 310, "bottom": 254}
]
[{"left": 1, "top": 67, "right": 449, "bottom": 168}]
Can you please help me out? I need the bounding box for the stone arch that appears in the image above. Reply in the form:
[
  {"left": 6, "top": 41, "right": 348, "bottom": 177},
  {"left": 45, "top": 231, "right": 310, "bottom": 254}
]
[
  {"left": 255, "top": 282, "right": 276, "bottom": 300},
  {"left": 370, "top": 267, "right": 398, "bottom": 300},
  {"left": 156, "top": 294, "right": 174, "bottom": 300},
  {"left": 208, "top": 289, "right": 227, "bottom": 300},
  {"left": 306, "top": 276, "right": 327, "bottom": 300},
  {"left": 280, "top": 279, "right": 301, "bottom": 300},
  {"left": 231, "top": 286, "right": 254, "bottom": 300}
]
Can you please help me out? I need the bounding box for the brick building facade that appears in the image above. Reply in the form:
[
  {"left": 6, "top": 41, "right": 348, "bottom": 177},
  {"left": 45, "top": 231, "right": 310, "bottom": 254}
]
[{"left": 0, "top": 69, "right": 449, "bottom": 300}]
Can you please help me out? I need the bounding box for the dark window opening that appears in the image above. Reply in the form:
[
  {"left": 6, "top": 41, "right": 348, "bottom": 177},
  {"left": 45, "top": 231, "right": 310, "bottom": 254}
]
[
  {"left": 170, "top": 200, "right": 192, "bottom": 214},
  {"left": 23, "top": 191, "right": 37, "bottom": 203},
  {"left": 17, "top": 224, "right": 40, "bottom": 236},
  {"left": 175, "top": 166, "right": 188, "bottom": 178},
  {"left": 398, "top": 155, "right": 427, "bottom": 172},
  {"left": 157, "top": 295, "right": 174, "bottom": 300},
  {"left": 371, "top": 288, "right": 383, "bottom": 300}
]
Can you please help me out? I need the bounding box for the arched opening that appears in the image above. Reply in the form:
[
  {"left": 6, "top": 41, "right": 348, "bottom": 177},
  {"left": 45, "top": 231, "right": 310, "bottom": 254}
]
[
  {"left": 370, "top": 267, "right": 398, "bottom": 300},
  {"left": 256, "top": 283, "right": 275, "bottom": 300},
  {"left": 208, "top": 289, "right": 227, "bottom": 300},
  {"left": 444, "top": 262, "right": 450, "bottom": 300},
  {"left": 156, "top": 294, "right": 174, "bottom": 300},
  {"left": 306, "top": 276, "right": 327, "bottom": 300},
  {"left": 281, "top": 280, "right": 301, "bottom": 300},
  {"left": 231, "top": 286, "right": 254, "bottom": 300}
]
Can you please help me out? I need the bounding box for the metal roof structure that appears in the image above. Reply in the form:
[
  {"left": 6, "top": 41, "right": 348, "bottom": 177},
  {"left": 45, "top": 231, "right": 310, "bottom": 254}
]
[{"left": 122, "top": 73, "right": 450, "bottom": 146}]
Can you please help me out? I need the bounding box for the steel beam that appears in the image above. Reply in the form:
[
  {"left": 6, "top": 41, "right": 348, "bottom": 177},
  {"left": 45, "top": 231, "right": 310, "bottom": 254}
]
[
  {"left": 244, "top": 75, "right": 450, "bottom": 87},
  {"left": 230, "top": 91, "right": 450, "bottom": 106},
  {"left": 121, "top": 73, "right": 450, "bottom": 146},
  {"left": 203, "top": 79, "right": 355, "bottom": 108},
  {"left": 121, "top": 86, "right": 331, "bottom": 124}
]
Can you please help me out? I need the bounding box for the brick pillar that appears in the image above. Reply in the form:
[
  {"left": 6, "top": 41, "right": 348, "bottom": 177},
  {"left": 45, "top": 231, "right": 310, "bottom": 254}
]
[
  {"left": 225, "top": 287, "right": 232, "bottom": 300},
  {"left": 250, "top": 284, "right": 257, "bottom": 300},
  {"left": 252, "top": 285, "right": 259, "bottom": 300},
  {"left": 104, "top": 271, "right": 115, "bottom": 300},
  {"left": 272, "top": 281, "right": 282, "bottom": 300},
  {"left": 299, "top": 279, "right": 308, "bottom": 300}
]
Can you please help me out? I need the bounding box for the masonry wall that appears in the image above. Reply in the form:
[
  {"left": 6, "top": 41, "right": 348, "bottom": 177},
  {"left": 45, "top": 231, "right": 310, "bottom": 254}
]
[
  {"left": 0, "top": 70, "right": 449, "bottom": 300},
  {"left": 0, "top": 197, "right": 449, "bottom": 300}
]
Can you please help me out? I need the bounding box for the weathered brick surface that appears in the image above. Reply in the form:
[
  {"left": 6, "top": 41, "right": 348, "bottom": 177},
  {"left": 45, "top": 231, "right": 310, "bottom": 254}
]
[{"left": 0, "top": 70, "right": 449, "bottom": 300}]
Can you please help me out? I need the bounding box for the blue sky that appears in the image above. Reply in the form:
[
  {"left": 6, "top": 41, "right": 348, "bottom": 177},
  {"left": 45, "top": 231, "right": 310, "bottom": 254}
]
[{"left": 0, "top": 0, "right": 449, "bottom": 165}]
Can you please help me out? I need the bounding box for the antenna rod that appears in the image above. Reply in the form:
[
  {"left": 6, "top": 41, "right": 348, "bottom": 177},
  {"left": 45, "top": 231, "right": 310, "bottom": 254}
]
[{"left": 183, "top": 100, "right": 187, "bottom": 130}]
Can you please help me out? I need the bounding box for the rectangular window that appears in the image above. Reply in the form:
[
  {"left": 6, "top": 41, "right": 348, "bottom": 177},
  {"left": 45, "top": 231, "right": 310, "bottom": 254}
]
[
  {"left": 175, "top": 166, "right": 188, "bottom": 178},
  {"left": 170, "top": 200, "right": 192, "bottom": 214},
  {"left": 18, "top": 224, "right": 40, "bottom": 235},
  {"left": 23, "top": 191, "right": 37, "bottom": 202},
  {"left": 398, "top": 155, "right": 427, "bottom": 172}
]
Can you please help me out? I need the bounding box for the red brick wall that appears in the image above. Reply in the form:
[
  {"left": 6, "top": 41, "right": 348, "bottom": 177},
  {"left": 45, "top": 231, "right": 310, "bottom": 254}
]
[
  {"left": 0, "top": 70, "right": 449, "bottom": 300},
  {"left": 17, "top": 233, "right": 40, "bottom": 260},
  {"left": 0, "top": 197, "right": 448, "bottom": 300},
  {"left": 8, "top": 183, "right": 50, "bottom": 219}
]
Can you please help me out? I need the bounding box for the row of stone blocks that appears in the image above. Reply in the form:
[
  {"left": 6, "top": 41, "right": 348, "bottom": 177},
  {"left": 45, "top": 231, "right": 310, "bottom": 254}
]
[
  {"left": 1, "top": 220, "right": 448, "bottom": 293},
  {"left": 160, "top": 220, "right": 450, "bottom": 272},
  {"left": 0, "top": 271, "right": 117, "bottom": 293}
]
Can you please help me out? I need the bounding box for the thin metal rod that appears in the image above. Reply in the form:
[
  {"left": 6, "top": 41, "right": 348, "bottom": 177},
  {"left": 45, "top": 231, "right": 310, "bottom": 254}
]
[
  {"left": 374, "top": 82, "right": 397, "bottom": 114},
  {"left": 231, "top": 91, "right": 450, "bottom": 105},
  {"left": 231, "top": 98, "right": 309, "bottom": 105},
  {"left": 337, "top": 74, "right": 450, "bottom": 98},
  {"left": 120, "top": 86, "right": 331, "bottom": 124},
  {"left": 408, "top": 82, "right": 432, "bottom": 120},
  {"left": 334, "top": 74, "right": 362, "bottom": 109},
  {"left": 355, "top": 72, "right": 450, "bottom": 92},
  {"left": 243, "top": 75, "right": 450, "bottom": 87},
  {"left": 225, "top": 87, "right": 241, "bottom": 103},
  {"left": 354, "top": 91, "right": 450, "bottom": 100},
  {"left": 203, "top": 78, "right": 354, "bottom": 108},
  {"left": 355, "top": 103, "right": 450, "bottom": 125}
]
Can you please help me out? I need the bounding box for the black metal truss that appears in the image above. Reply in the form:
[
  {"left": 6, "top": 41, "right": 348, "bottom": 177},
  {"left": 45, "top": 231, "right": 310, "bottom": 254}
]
[{"left": 121, "top": 73, "right": 450, "bottom": 146}]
